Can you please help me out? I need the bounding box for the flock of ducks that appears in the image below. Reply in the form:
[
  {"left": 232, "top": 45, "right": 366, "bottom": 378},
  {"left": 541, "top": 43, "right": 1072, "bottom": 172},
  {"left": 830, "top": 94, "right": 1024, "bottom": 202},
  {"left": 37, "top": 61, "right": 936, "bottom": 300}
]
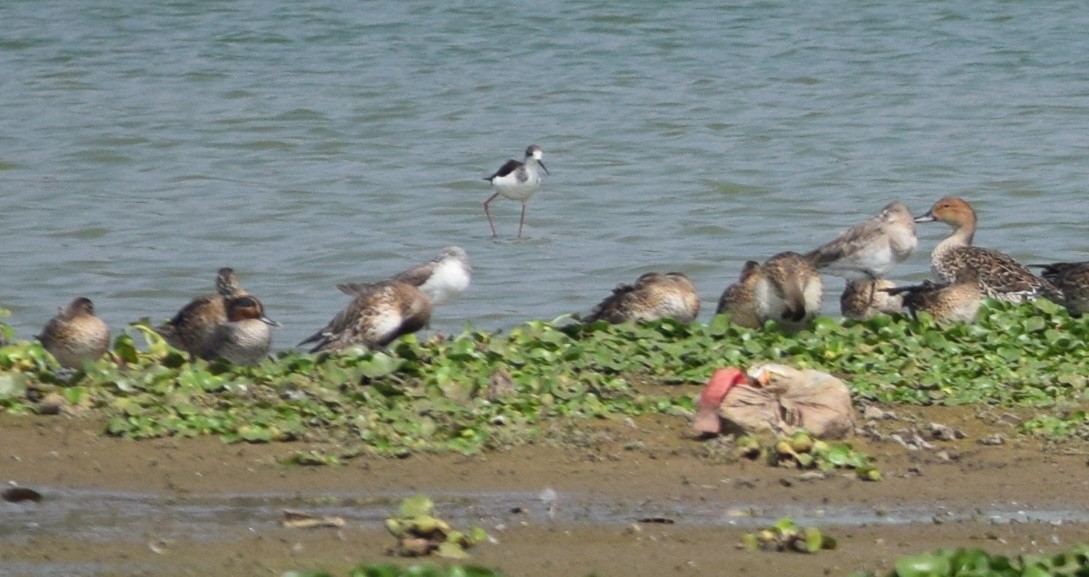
[
  {"left": 18, "top": 144, "right": 1089, "bottom": 372},
  {"left": 31, "top": 246, "right": 472, "bottom": 370},
  {"left": 570, "top": 196, "right": 1087, "bottom": 335}
]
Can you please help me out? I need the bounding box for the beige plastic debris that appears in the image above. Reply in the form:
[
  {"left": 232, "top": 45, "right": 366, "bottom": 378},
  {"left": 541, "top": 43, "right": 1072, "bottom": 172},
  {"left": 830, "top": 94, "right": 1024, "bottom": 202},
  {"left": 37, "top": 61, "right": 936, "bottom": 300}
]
[{"left": 694, "top": 364, "right": 856, "bottom": 439}]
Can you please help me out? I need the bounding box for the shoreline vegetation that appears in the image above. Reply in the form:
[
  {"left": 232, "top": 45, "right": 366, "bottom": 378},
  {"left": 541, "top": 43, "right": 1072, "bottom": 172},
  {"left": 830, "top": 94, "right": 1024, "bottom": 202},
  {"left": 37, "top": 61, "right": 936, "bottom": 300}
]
[{"left": 3, "top": 298, "right": 1089, "bottom": 457}]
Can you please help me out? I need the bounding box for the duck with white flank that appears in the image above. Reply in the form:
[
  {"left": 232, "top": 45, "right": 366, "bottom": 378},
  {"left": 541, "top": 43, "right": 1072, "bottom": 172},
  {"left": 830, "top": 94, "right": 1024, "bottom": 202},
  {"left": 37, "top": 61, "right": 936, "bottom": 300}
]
[
  {"left": 914, "top": 196, "right": 1062, "bottom": 303},
  {"left": 840, "top": 279, "right": 903, "bottom": 320},
  {"left": 483, "top": 145, "right": 548, "bottom": 238},
  {"left": 716, "top": 252, "right": 822, "bottom": 332},
  {"left": 804, "top": 201, "right": 917, "bottom": 281},
  {"left": 759, "top": 251, "right": 823, "bottom": 332},
  {"left": 585, "top": 272, "right": 700, "bottom": 324},
  {"left": 1030, "top": 261, "right": 1089, "bottom": 316},
  {"left": 201, "top": 295, "right": 281, "bottom": 365},
  {"left": 158, "top": 267, "right": 247, "bottom": 358},
  {"left": 299, "top": 280, "right": 432, "bottom": 353},
  {"left": 882, "top": 268, "right": 984, "bottom": 324},
  {"left": 392, "top": 246, "right": 471, "bottom": 306}
]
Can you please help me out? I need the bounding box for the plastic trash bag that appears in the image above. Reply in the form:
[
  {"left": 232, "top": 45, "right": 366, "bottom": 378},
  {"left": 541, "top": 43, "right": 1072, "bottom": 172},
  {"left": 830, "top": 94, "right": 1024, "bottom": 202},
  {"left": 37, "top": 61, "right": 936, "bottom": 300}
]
[{"left": 693, "top": 364, "right": 855, "bottom": 439}]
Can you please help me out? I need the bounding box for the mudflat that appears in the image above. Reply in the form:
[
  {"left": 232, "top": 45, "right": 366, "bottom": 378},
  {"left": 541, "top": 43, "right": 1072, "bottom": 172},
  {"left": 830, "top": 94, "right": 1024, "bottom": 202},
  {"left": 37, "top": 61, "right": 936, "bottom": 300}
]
[{"left": 3, "top": 405, "right": 1089, "bottom": 577}]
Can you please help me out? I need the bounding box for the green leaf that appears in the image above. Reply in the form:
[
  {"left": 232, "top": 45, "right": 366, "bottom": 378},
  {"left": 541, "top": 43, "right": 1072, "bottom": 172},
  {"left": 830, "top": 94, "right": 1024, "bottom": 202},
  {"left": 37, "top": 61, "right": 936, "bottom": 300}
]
[
  {"left": 435, "top": 542, "right": 471, "bottom": 559},
  {"left": 399, "top": 495, "right": 434, "bottom": 518},
  {"left": 895, "top": 552, "right": 952, "bottom": 577}
]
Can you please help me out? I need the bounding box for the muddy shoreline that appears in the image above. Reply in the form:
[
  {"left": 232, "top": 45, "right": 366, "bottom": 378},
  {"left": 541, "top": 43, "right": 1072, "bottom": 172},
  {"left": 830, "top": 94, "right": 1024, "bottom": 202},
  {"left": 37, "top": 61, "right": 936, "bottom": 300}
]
[{"left": 3, "top": 407, "right": 1089, "bottom": 577}]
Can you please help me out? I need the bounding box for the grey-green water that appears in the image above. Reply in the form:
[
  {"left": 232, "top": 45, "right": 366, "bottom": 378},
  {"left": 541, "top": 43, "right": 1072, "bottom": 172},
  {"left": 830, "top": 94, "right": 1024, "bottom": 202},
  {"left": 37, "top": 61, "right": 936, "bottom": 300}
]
[{"left": 3, "top": 1, "right": 1089, "bottom": 349}]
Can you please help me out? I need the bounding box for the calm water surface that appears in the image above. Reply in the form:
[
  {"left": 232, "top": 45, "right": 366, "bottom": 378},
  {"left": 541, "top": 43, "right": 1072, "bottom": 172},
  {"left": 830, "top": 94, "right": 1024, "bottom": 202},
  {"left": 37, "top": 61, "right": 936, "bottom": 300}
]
[{"left": 3, "top": 1, "right": 1089, "bottom": 348}]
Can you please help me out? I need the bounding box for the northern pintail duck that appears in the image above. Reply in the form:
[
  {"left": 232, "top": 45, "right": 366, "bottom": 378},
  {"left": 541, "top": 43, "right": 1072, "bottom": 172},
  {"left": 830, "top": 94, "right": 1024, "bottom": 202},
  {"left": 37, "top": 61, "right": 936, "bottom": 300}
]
[
  {"left": 299, "top": 279, "right": 432, "bottom": 353},
  {"left": 804, "top": 201, "right": 917, "bottom": 280},
  {"left": 715, "top": 253, "right": 822, "bottom": 332},
  {"left": 715, "top": 261, "right": 764, "bottom": 329},
  {"left": 483, "top": 145, "right": 549, "bottom": 238},
  {"left": 840, "top": 279, "right": 903, "bottom": 320},
  {"left": 1031, "top": 261, "right": 1089, "bottom": 316},
  {"left": 915, "top": 197, "right": 1062, "bottom": 303},
  {"left": 38, "top": 297, "right": 110, "bottom": 369},
  {"left": 200, "top": 295, "right": 280, "bottom": 365},
  {"left": 392, "top": 246, "right": 471, "bottom": 306},
  {"left": 882, "top": 268, "right": 984, "bottom": 324},
  {"left": 158, "top": 267, "right": 247, "bottom": 357},
  {"left": 585, "top": 272, "right": 700, "bottom": 324}
]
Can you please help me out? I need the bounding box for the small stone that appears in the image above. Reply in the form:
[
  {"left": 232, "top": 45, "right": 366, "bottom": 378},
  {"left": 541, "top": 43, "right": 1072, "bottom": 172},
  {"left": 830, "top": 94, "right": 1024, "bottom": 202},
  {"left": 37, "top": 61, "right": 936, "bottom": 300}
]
[
  {"left": 863, "top": 406, "right": 888, "bottom": 420},
  {"left": 37, "top": 393, "right": 65, "bottom": 416}
]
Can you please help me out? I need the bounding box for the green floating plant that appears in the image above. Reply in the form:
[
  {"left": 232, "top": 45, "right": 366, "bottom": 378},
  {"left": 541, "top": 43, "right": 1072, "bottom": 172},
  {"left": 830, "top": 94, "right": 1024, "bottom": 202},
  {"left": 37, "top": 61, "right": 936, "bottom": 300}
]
[
  {"left": 739, "top": 517, "right": 836, "bottom": 554},
  {"left": 384, "top": 495, "right": 489, "bottom": 559},
  {"left": 1, "top": 298, "right": 1088, "bottom": 454},
  {"left": 850, "top": 545, "right": 1089, "bottom": 577},
  {"left": 733, "top": 432, "right": 881, "bottom": 481}
]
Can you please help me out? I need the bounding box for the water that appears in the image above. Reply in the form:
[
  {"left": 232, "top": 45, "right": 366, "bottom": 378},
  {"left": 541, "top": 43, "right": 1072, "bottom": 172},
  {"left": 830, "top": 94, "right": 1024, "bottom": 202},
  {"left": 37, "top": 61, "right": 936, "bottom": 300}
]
[
  {"left": 2, "top": 486, "right": 1079, "bottom": 575},
  {"left": 3, "top": 1, "right": 1089, "bottom": 349},
  {"left": 1, "top": 486, "right": 1079, "bottom": 542}
]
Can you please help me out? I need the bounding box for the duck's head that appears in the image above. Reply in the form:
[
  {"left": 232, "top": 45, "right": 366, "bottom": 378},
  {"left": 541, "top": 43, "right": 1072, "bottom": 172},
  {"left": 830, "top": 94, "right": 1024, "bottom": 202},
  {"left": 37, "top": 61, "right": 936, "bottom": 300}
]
[
  {"left": 216, "top": 267, "right": 243, "bottom": 296},
  {"left": 65, "top": 297, "right": 97, "bottom": 318},
  {"left": 915, "top": 197, "right": 977, "bottom": 230},
  {"left": 226, "top": 296, "right": 281, "bottom": 327}
]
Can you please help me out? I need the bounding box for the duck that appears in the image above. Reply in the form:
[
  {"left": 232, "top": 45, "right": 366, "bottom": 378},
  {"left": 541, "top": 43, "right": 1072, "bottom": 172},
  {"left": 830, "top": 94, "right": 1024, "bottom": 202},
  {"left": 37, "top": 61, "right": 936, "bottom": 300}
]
[
  {"left": 715, "top": 252, "right": 822, "bottom": 332},
  {"left": 715, "top": 261, "right": 764, "bottom": 329},
  {"left": 158, "top": 267, "right": 247, "bottom": 357},
  {"left": 38, "top": 297, "right": 110, "bottom": 369},
  {"left": 804, "top": 201, "right": 917, "bottom": 280},
  {"left": 1030, "top": 261, "right": 1089, "bottom": 316},
  {"left": 914, "top": 197, "right": 1062, "bottom": 303},
  {"left": 881, "top": 268, "right": 984, "bottom": 324},
  {"left": 584, "top": 272, "right": 700, "bottom": 324},
  {"left": 200, "top": 295, "right": 281, "bottom": 365},
  {"left": 840, "top": 279, "right": 903, "bottom": 320},
  {"left": 299, "top": 279, "right": 432, "bottom": 353},
  {"left": 758, "top": 251, "right": 822, "bottom": 332},
  {"left": 391, "top": 246, "right": 471, "bottom": 306},
  {"left": 483, "top": 145, "right": 549, "bottom": 238}
]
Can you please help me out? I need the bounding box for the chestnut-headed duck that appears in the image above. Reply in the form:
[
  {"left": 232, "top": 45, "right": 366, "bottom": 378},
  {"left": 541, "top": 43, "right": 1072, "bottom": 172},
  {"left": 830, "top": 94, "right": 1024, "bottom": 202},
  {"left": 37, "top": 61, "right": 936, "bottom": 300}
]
[
  {"left": 915, "top": 197, "right": 1062, "bottom": 303},
  {"left": 201, "top": 295, "right": 280, "bottom": 365},
  {"left": 158, "top": 267, "right": 247, "bottom": 357}
]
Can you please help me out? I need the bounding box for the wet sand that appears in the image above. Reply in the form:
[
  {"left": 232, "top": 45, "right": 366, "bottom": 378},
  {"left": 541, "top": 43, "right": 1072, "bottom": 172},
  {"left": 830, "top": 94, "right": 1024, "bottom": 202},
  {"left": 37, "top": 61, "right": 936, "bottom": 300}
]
[{"left": 3, "top": 406, "right": 1089, "bottom": 577}]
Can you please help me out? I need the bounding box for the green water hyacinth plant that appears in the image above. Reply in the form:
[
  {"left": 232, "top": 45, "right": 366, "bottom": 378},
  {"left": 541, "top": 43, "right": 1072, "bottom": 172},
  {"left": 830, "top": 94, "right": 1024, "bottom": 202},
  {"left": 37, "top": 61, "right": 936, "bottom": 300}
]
[
  {"left": 850, "top": 546, "right": 1089, "bottom": 577},
  {"left": 739, "top": 517, "right": 837, "bottom": 553},
  {"left": 0, "top": 299, "right": 1086, "bottom": 456},
  {"left": 769, "top": 431, "right": 881, "bottom": 481},
  {"left": 385, "top": 495, "right": 489, "bottom": 559}
]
